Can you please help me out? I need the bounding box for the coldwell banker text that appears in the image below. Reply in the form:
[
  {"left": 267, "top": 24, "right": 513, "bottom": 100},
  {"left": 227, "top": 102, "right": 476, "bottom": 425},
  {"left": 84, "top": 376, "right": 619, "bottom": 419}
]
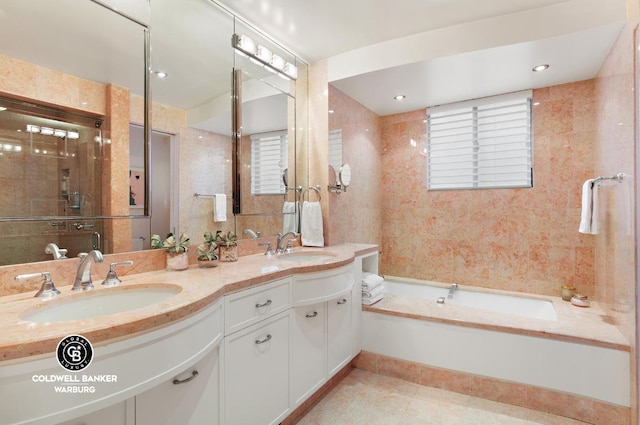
[{"left": 32, "top": 374, "right": 118, "bottom": 393}]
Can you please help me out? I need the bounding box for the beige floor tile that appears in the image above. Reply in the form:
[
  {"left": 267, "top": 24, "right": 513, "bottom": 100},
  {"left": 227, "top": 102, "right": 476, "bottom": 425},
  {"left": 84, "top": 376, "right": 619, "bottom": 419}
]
[{"left": 299, "top": 369, "right": 587, "bottom": 425}]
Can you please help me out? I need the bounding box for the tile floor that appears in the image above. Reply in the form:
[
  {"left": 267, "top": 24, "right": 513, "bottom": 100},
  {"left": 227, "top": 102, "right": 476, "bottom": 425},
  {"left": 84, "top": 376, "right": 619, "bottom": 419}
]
[{"left": 298, "top": 369, "right": 589, "bottom": 425}]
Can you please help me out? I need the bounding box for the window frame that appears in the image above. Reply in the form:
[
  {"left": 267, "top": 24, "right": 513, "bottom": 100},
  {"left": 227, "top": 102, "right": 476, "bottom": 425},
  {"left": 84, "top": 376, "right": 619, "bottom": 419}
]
[{"left": 426, "top": 90, "right": 533, "bottom": 191}]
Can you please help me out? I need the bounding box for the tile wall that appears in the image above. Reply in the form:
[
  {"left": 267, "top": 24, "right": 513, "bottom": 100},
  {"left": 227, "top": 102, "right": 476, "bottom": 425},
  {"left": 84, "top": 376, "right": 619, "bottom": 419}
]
[
  {"left": 375, "top": 81, "right": 597, "bottom": 298},
  {"left": 593, "top": 1, "right": 638, "bottom": 418}
]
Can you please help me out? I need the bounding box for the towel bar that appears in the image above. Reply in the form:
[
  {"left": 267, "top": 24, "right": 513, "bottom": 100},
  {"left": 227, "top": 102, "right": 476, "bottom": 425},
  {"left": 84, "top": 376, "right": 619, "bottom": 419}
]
[
  {"left": 301, "top": 185, "right": 321, "bottom": 202},
  {"left": 193, "top": 193, "right": 231, "bottom": 198},
  {"left": 593, "top": 173, "right": 625, "bottom": 186}
]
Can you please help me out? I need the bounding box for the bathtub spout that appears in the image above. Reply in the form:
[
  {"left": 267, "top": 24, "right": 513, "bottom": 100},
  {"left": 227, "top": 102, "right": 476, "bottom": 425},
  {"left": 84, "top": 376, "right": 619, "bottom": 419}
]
[{"left": 447, "top": 283, "right": 458, "bottom": 299}]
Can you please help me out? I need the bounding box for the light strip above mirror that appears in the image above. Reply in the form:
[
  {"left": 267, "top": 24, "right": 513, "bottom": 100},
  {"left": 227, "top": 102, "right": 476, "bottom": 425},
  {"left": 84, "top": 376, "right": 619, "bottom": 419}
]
[{"left": 232, "top": 33, "right": 298, "bottom": 80}]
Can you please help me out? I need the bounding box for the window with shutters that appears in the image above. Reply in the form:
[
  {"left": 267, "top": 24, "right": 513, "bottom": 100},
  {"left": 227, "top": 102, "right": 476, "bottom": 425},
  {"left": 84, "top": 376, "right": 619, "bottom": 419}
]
[
  {"left": 426, "top": 91, "right": 533, "bottom": 190},
  {"left": 250, "top": 130, "right": 288, "bottom": 195}
]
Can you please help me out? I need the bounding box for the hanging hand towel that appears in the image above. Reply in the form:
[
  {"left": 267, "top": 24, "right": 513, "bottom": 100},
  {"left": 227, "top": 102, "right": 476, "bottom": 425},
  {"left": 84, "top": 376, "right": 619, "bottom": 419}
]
[
  {"left": 213, "top": 194, "right": 227, "bottom": 222},
  {"left": 578, "top": 179, "right": 598, "bottom": 234},
  {"left": 282, "top": 201, "right": 299, "bottom": 234},
  {"left": 301, "top": 201, "right": 324, "bottom": 247}
]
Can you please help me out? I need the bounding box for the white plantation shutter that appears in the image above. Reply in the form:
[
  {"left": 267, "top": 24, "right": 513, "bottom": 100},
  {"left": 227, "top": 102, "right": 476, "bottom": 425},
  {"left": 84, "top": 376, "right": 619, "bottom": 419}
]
[
  {"left": 251, "top": 131, "right": 288, "bottom": 195},
  {"left": 427, "top": 91, "right": 533, "bottom": 190},
  {"left": 328, "top": 129, "right": 343, "bottom": 172}
]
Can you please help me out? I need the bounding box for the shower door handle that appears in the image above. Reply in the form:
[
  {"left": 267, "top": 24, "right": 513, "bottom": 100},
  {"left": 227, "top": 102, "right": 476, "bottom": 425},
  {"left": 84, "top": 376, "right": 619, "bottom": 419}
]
[{"left": 92, "top": 232, "right": 101, "bottom": 250}]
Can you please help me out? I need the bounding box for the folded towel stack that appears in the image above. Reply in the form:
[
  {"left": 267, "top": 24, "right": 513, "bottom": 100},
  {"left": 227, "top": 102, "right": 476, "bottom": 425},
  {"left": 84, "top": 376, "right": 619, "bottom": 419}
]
[{"left": 362, "top": 272, "right": 384, "bottom": 305}]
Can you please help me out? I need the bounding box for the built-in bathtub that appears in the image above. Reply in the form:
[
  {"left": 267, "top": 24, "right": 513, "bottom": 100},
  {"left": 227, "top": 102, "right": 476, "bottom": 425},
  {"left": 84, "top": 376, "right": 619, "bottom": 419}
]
[
  {"left": 384, "top": 279, "right": 557, "bottom": 321},
  {"left": 361, "top": 276, "right": 631, "bottom": 411}
]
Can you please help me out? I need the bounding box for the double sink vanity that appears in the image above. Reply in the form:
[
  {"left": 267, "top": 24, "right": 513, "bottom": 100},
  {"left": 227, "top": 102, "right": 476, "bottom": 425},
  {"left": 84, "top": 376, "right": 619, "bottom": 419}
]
[{"left": 0, "top": 244, "right": 379, "bottom": 425}]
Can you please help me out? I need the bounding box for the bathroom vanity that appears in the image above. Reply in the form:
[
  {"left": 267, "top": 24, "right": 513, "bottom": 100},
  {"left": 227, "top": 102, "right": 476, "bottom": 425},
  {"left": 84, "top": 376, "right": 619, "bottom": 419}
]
[{"left": 0, "top": 244, "right": 378, "bottom": 425}]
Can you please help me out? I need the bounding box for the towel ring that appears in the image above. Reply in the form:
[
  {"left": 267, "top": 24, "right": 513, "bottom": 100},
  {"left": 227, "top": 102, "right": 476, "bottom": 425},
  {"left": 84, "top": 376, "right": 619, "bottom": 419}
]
[{"left": 301, "top": 185, "right": 322, "bottom": 202}]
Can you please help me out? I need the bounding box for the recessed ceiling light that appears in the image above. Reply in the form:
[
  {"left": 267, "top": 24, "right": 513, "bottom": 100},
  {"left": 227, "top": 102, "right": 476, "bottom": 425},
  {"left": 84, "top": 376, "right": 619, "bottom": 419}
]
[
  {"left": 155, "top": 71, "right": 169, "bottom": 79},
  {"left": 394, "top": 95, "right": 406, "bottom": 101},
  {"left": 0, "top": 107, "right": 7, "bottom": 112},
  {"left": 533, "top": 101, "right": 541, "bottom": 106},
  {"left": 328, "top": 110, "right": 334, "bottom": 114},
  {"left": 532, "top": 64, "right": 549, "bottom": 72}
]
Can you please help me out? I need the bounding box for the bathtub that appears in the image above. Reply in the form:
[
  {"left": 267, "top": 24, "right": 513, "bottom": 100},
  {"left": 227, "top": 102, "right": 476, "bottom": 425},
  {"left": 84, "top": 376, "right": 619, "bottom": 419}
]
[
  {"left": 383, "top": 279, "right": 557, "bottom": 321},
  {"left": 361, "top": 276, "right": 631, "bottom": 407}
]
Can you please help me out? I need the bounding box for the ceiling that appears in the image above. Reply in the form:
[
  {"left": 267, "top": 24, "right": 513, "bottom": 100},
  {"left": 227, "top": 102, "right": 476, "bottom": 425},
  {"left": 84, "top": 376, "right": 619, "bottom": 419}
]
[
  {"left": 218, "top": 0, "right": 627, "bottom": 115},
  {"left": 0, "top": 0, "right": 628, "bottom": 120}
]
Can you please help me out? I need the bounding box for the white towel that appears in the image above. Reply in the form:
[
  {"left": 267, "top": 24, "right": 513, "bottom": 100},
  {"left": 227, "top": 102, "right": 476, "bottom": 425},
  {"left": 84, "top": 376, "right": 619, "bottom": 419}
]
[
  {"left": 301, "top": 201, "right": 324, "bottom": 247},
  {"left": 362, "top": 292, "right": 383, "bottom": 306},
  {"left": 362, "top": 284, "right": 385, "bottom": 299},
  {"left": 362, "top": 272, "right": 384, "bottom": 291},
  {"left": 213, "top": 194, "right": 227, "bottom": 222},
  {"left": 578, "top": 179, "right": 598, "bottom": 234},
  {"left": 282, "top": 201, "right": 299, "bottom": 234}
]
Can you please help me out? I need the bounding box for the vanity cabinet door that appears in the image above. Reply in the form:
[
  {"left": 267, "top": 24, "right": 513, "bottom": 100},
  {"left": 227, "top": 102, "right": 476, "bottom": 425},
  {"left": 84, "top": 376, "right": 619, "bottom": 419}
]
[
  {"left": 57, "top": 401, "right": 131, "bottom": 425},
  {"left": 136, "top": 346, "right": 220, "bottom": 425},
  {"left": 291, "top": 302, "right": 327, "bottom": 407},
  {"left": 327, "top": 295, "right": 353, "bottom": 377},
  {"left": 224, "top": 310, "right": 290, "bottom": 425}
]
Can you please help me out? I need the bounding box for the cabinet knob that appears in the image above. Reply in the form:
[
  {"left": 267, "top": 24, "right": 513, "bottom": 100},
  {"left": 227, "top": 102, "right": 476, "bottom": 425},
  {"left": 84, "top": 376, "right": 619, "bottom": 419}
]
[
  {"left": 305, "top": 311, "right": 318, "bottom": 318},
  {"left": 172, "top": 370, "right": 199, "bottom": 385},
  {"left": 337, "top": 299, "right": 348, "bottom": 305},
  {"left": 255, "top": 334, "right": 272, "bottom": 344},
  {"left": 255, "top": 299, "right": 273, "bottom": 308}
]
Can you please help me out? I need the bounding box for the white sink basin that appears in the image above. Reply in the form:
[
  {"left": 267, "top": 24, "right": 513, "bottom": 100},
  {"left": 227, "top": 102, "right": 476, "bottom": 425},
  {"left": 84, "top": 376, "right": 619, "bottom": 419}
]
[
  {"left": 22, "top": 284, "right": 182, "bottom": 323},
  {"left": 277, "top": 252, "right": 337, "bottom": 262}
]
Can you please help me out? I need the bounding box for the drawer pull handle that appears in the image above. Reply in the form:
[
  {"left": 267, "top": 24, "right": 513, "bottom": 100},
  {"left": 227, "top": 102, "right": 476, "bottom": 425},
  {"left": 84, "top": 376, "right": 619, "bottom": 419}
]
[
  {"left": 255, "top": 334, "right": 272, "bottom": 344},
  {"left": 306, "top": 311, "right": 318, "bottom": 318},
  {"left": 337, "top": 299, "right": 348, "bottom": 305},
  {"left": 255, "top": 299, "right": 273, "bottom": 308},
  {"left": 173, "top": 370, "right": 198, "bottom": 385}
]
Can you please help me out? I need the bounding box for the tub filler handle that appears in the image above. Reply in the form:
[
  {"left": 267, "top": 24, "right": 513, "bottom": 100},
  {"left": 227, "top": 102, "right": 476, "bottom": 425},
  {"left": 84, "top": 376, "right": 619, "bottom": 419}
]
[
  {"left": 437, "top": 296, "right": 446, "bottom": 304},
  {"left": 447, "top": 283, "right": 458, "bottom": 299}
]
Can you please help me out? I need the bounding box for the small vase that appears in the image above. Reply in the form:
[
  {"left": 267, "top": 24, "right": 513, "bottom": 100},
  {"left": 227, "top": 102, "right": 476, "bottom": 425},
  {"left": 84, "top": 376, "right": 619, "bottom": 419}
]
[
  {"left": 561, "top": 285, "right": 576, "bottom": 301},
  {"left": 198, "top": 259, "right": 219, "bottom": 268},
  {"left": 219, "top": 245, "right": 238, "bottom": 262},
  {"left": 166, "top": 251, "right": 189, "bottom": 271}
]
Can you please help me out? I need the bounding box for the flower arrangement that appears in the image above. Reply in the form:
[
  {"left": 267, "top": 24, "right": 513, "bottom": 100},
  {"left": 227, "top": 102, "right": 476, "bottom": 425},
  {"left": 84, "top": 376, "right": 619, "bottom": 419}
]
[
  {"left": 214, "top": 230, "right": 237, "bottom": 247},
  {"left": 215, "top": 230, "right": 238, "bottom": 261},
  {"left": 197, "top": 231, "right": 219, "bottom": 262},
  {"left": 151, "top": 233, "right": 190, "bottom": 270},
  {"left": 151, "top": 233, "right": 190, "bottom": 253}
]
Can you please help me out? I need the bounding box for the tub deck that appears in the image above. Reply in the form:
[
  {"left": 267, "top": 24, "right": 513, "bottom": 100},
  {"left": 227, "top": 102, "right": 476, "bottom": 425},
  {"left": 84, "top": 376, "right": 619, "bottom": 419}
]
[{"left": 364, "top": 278, "right": 629, "bottom": 351}]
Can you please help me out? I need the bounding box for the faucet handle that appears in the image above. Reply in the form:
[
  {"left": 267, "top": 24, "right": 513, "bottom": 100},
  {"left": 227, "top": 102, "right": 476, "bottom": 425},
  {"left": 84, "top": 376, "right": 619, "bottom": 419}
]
[
  {"left": 258, "top": 242, "right": 275, "bottom": 256},
  {"left": 102, "top": 261, "right": 134, "bottom": 287},
  {"left": 284, "top": 240, "right": 295, "bottom": 254},
  {"left": 15, "top": 271, "right": 61, "bottom": 298}
]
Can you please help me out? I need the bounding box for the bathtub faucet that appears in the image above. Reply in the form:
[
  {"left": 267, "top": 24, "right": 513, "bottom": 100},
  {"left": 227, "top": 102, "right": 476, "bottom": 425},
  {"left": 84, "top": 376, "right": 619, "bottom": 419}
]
[{"left": 447, "top": 283, "right": 458, "bottom": 300}]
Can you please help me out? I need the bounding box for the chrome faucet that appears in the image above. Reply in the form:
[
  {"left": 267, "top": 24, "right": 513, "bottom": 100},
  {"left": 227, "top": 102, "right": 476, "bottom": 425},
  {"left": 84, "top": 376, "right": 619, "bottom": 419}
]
[
  {"left": 447, "top": 283, "right": 458, "bottom": 299},
  {"left": 276, "top": 232, "right": 297, "bottom": 253},
  {"left": 243, "top": 228, "right": 261, "bottom": 238},
  {"left": 72, "top": 250, "right": 103, "bottom": 291}
]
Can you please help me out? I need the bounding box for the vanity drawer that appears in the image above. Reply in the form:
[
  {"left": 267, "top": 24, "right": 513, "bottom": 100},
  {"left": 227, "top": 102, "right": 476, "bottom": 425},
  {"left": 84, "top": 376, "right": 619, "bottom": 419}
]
[{"left": 224, "top": 277, "right": 291, "bottom": 335}]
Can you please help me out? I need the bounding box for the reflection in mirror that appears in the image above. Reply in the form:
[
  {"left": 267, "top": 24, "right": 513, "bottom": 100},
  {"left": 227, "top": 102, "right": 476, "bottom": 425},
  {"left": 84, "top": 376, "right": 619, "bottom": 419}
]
[
  {"left": 142, "top": 0, "right": 236, "bottom": 245},
  {"left": 232, "top": 20, "right": 305, "bottom": 239},
  {"left": 0, "top": 0, "right": 148, "bottom": 265}
]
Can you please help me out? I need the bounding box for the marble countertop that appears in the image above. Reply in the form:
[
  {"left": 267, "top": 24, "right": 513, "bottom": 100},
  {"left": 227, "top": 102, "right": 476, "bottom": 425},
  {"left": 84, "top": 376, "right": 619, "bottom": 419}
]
[
  {"left": 0, "top": 244, "right": 378, "bottom": 364},
  {"left": 365, "top": 282, "right": 630, "bottom": 351}
]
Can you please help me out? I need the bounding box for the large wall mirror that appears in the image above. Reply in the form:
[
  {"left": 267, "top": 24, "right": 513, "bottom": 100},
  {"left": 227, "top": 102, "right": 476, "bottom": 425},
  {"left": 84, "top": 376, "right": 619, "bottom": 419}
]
[
  {"left": 232, "top": 20, "right": 304, "bottom": 239},
  {"left": 0, "top": 0, "right": 308, "bottom": 265},
  {"left": 0, "top": 0, "right": 149, "bottom": 265}
]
